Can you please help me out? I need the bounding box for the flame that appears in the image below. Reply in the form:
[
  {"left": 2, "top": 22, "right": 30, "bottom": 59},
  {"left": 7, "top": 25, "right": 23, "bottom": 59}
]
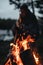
[
  {"left": 10, "top": 43, "right": 23, "bottom": 65},
  {"left": 5, "top": 35, "right": 35, "bottom": 65},
  {"left": 16, "top": 35, "right": 35, "bottom": 51},
  {"left": 5, "top": 58, "right": 12, "bottom": 65},
  {"left": 33, "top": 51, "right": 40, "bottom": 65}
]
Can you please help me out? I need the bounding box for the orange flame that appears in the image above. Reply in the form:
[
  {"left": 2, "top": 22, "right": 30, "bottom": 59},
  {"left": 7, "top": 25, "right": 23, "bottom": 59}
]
[
  {"left": 10, "top": 43, "right": 23, "bottom": 65},
  {"left": 5, "top": 35, "right": 35, "bottom": 65},
  {"left": 33, "top": 51, "right": 40, "bottom": 65},
  {"left": 5, "top": 58, "right": 12, "bottom": 65},
  {"left": 16, "top": 35, "right": 35, "bottom": 51}
]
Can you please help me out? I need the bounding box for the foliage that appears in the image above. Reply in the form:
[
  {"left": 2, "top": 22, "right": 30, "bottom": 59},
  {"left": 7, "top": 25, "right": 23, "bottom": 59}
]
[{"left": 0, "top": 19, "right": 16, "bottom": 29}]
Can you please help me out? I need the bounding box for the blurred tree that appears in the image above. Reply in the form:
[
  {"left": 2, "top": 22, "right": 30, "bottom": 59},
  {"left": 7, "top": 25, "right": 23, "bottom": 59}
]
[
  {"left": 9, "top": 0, "right": 43, "bottom": 15},
  {"left": 9, "top": 0, "right": 35, "bottom": 14},
  {"left": 9, "top": 0, "right": 20, "bottom": 8},
  {"left": 33, "top": 0, "right": 43, "bottom": 15}
]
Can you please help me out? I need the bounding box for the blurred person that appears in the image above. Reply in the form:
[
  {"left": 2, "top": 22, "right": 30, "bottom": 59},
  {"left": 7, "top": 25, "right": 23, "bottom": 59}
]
[{"left": 12, "top": 3, "right": 40, "bottom": 43}]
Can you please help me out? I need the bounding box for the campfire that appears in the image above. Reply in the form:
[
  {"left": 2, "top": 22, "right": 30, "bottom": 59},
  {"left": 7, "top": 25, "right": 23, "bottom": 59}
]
[{"left": 5, "top": 35, "right": 42, "bottom": 65}]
